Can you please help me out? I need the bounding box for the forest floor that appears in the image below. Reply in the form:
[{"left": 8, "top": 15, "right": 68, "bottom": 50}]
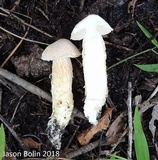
[{"left": 0, "top": 0, "right": 158, "bottom": 159}]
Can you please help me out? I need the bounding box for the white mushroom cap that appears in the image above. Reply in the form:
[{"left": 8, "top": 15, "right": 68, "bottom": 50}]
[
  {"left": 71, "top": 14, "right": 113, "bottom": 40},
  {"left": 41, "top": 38, "right": 81, "bottom": 61}
]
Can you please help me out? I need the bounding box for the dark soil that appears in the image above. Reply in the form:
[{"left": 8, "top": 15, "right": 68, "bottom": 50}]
[{"left": 1, "top": 0, "right": 158, "bottom": 159}]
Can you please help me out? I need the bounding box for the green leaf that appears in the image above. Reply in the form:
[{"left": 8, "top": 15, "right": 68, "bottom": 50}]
[
  {"left": 136, "top": 21, "right": 158, "bottom": 48},
  {"left": 134, "top": 64, "right": 158, "bottom": 72},
  {"left": 109, "top": 155, "right": 127, "bottom": 160},
  {"left": 134, "top": 106, "right": 150, "bottom": 160},
  {"left": 99, "top": 154, "right": 127, "bottom": 160},
  {"left": 0, "top": 124, "right": 5, "bottom": 160}
]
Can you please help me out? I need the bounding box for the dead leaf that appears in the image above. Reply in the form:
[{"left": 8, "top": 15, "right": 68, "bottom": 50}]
[
  {"left": 106, "top": 111, "right": 127, "bottom": 137},
  {"left": 149, "top": 104, "right": 158, "bottom": 138},
  {"left": 139, "top": 78, "right": 156, "bottom": 91},
  {"left": 21, "top": 137, "right": 41, "bottom": 150},
  {"left": 128, "top": 0, "right": 137, "bottom": 14},
  {"left": 10, "top": 0, "right": 20, "bottom": 12},
  {"left": 106, "top": 111, "right": 127, "bottom": 145},
  {"left": 77, "top": 108, "right": 112, "bottom": 145},
  {"left": 149, "top": 104, "right": 158, "bottom": 154},
  {"left": 11, "top": 44, "right": 51, "bottom": 78}
]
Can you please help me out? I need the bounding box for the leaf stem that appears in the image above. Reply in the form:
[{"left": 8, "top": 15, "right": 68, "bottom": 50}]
[
  {"left": 152, "top": 49, "right": 158, "bottom": 55},
  {"left": 108, "top": 47, "right": 156, "bottom": 70}
]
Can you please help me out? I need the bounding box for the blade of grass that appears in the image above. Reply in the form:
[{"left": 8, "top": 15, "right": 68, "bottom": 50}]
[
  {"left": 136, "top": 21, "right": 158, "bottom": 48},
  {"left": 0, "top": 124, "right": 5, "bottom": 160},
  {"left": 108, "top": 22, "right": 158, "bottom": 70},
  {"left": 152, "top": 49, "right": 158, "bottom": 56},
  {"left": 99, "top": 154, "right": 127, "bottom": 160},
  {"left": 108, "top": 48, "right": 155, "bottom": 70},
  {"left": 134, "top": 64, "right": 158, "bottom": 72},
  {"left": 134, "top": 106, "right": 150, "bottom": 160},
  {"left": 110, "top": 155, "right": 127, "bottom": 160}
]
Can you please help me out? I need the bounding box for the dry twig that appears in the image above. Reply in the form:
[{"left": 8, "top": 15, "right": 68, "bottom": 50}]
[
  {"left": 0, "top": 68, "right": 84, "bottom": 119},
  {"left": 0, "top": 85, "right": 2, "bottom": 113},
  {"left": 105, "top": 41, "right": 134, "bottom": 52},
  {"left": 139, "top": 85, "right": 158, "bottom": 115},
  {"left": 79, "top": 0, "right": 86, "bottom": 12},
  {"left": 106, "top": 128, "right": 128, "bottom": 156},
  {"left": 10, "top": 93, "right": 27, "bottom": 124},
  {"left": 128, "top": 0, "right": 137, "bottom": 15},
  {"left": 64, "top": 120, "right": 81, "bottom": 150},
  {"left": 0, "top": 114, "right": 27, "bottom": 150},
  {"left": 0, "top": 7, "right": 53, "bottom": 38},
  {"left": 147, "top": 85, "right": 158, "bottom": 101},
  {"left": 1, "top": 32, "right": 28, "bottom": 67},
  {"left": 66, "top": 126, "right": 128, "bottom": 159},
  {"left": 0, "top": 75, "right": 25, "bottom": 97},
  {"left": 127, "top": 82, "right": 133, "bottom": 160},
  {"left": 0, "top": 68, "right": 52, "bottom": 102},
  {"left": 66, "top": 140, "right": 100, "bottom": 159},
  {"left": 0, "top": 26, "right": 49, "bottom": 46}
]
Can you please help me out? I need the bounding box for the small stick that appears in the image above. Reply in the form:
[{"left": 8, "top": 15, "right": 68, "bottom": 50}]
[
  {"left": 0, "top": 75, "right": 25, "bottom": 97},
  {"left": 147, "top": 85, "right": 158, "bottom": 101},
  {"left": 0, "top": 26, "right": 49, "bottom": 46},
  {"left": 66, "top": 140, "right": 100, "bottom": 159},
  {"left": 10, "top": 93, "right": 26, "bottom": 124},
  {"left": 0, "top": 70, "right": 84, "bottom": 120},
  {"left": 106, "top": 128, "right": 128, "bottom": 156},
  {"left": 105, "top": 41, "right": 134, "bottom": 52},
  {"left": 45, "top": 0, "right": 49, "bottom": 14},
  {"left": 66, "top": 126, "right": 127, "bottom": 159},
  {"left": 1, "top": 31, "right": 28, "bottom": 67},
  {"left": 0, "top": 85, "right": 2, "bottom": 113},
  {"left": 0, "top": 12, "right": 8, "bottom": 16},
  {"left": 0, "top": 7, "right": 53, "bottom": 38},
  {"left": 35, "top": 6, "right": 49, "bottom": 20},
  {"left": 135, "top": 32, "right": 158, "bottom": 53},
  {"left": 108, "top": 47, "right": 154, "bottom": 70},
  {"left": 79, "top": 0, "right": 86, "bottom": 12},
  {"left": 0, "top": 68, "right": 52, "bottom": 102},
  {"left": 139, "top": 85, "right": 158, "bottom": 115},
  {"left": 127, "top": 82, "right": 133, "bottom": 160},
  {"left": 0, "top": 114, "right": 27, "bottom": 150},
  {"left": 64, "top": 120, "right": 82, "bottom": 151}
]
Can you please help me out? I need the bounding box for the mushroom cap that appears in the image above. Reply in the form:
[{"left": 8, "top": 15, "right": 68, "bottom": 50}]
[
  {"left": 71, "top": 14, "right": 113, "bottom": 40},
  {"left": 41, "top": 38, "right": 81, "bottom": 61}
]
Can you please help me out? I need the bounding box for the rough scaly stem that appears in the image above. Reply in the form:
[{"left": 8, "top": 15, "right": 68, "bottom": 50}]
[{"left": 47, "top": 58, "right": 73, "bottom": 149}]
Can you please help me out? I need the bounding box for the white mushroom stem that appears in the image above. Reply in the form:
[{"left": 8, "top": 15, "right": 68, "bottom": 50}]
[
  {"left": 71, "top": 15, "right": 113, "bottom": 125},
  {"left": 41, "top": 38, "right": 80, "bottom": 149},
  {"left": 51, "top": 57, "right": 73, "bottom": 127},
  {"left": 47, "top": 57, "right": 73, "bottom": 149},
  {"left": 82, "top": 30, "right": 108, "bottom": 125}
]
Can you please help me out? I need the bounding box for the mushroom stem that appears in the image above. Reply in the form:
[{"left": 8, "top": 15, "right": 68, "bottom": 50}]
[
  {"left": 47, "top": 57, "right": 73, "bottom": 149},
  {"left": 71, "top": 15, "right": 113, "bottom": 125},
  {"left": 41, "top": 39, "right": 80, "bottom": 149},
  {"left": 83, "top": 31, "right": 108, "bottom": 125}
]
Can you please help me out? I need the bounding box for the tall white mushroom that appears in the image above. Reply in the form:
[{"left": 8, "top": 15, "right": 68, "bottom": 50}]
[
  {"left": 41, "top": 38, "right": 81, "bottom": 149},
  {"left": 71, "top": 14, "right": 113, "bottom": 125}
]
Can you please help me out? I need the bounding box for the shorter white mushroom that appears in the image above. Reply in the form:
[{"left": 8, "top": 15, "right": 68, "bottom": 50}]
[
  {"left": 71, "top": 14, "right": 113, "bottom": 125},
  {"left": 41, "top": 39, "right": 80, "bottom": 149}
]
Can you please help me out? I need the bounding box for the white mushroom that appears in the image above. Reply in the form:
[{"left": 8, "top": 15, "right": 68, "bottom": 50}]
[
  {"left": 71, "top": 14, "right": 113, "bottom": 125},
  {"left": 41, "top": 38, "right": 81, "bottom": 149}
]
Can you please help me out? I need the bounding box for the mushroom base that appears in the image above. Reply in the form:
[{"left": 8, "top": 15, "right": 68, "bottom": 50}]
[
  {"left": 47, "top": 119, "right": 65, "bottom": 150},
  {"left": 82, "top": 34, "right": 108, "bottom": 125},
  {"left": 48, "top": 58, "right": 74, "bottom": 149}
]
